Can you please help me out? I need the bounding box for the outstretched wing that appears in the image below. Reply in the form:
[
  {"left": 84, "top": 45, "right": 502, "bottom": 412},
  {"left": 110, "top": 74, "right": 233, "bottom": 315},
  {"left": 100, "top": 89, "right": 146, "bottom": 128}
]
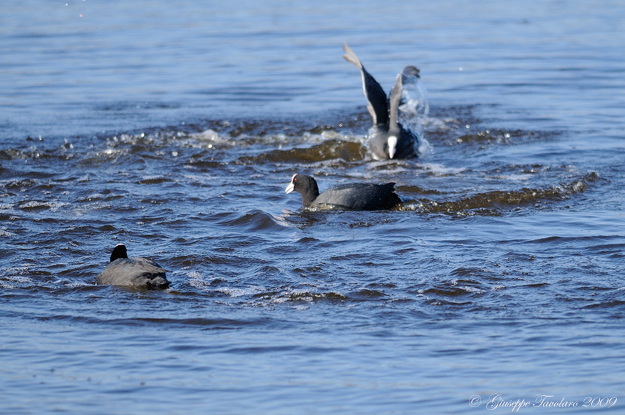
[
  {"left": 342, "top": 43, "right": 388, "bottom": 126},
  {"left": 388, "top": 73, "right": 403, "bottom": 133}
]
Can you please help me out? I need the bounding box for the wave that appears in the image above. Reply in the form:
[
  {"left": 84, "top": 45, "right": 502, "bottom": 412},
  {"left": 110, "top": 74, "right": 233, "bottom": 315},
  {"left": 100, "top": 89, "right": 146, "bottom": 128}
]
[
  {"left": 238, "top": 139, "right": 366, "bottom": 164},
  {"left": 398, "top": 173, "right": 599, "bottom": 215}
]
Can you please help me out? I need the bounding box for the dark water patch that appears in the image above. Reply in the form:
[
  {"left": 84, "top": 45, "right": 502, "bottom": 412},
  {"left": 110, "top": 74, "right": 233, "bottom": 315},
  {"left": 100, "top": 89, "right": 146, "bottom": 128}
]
[
  {"left": 0, "top": 170, "right": 56, "bottom": 182},
  {"left": 424, "top": 104, "right": 563, "bottom": 149},
  {"left": 0, "top": 150, "right": 17, "bottom": 160},
  {"left": 174, "top": 252, "right": 258, "bottom": 268},
  {"left": 56, "top": 111, "right": 368, "bottom": 163},
  {"left": 530, "top": 234, "right": 620, "bottom": 245},
  {"left": 204, "top": 119, "right": 293, "bottom": 139},
  {"left": 75, "top": 193, "right": 126, "bottom": 203},
  {"left": 504, "top": 252, "right": 536, "bottom": 262},
  {"left": 296, "top": 237, "right": 319, "bottom": 244},
  {"left": 350, "top": 289, "right": 387, "bottom": 300},
  {"left": 366, "top": 282, "right": 397, "bottom": 289},
  {"left": 455, "top": 129, "right": 548, "bottom": 146},
  {"left": 396, "top": 185, "right": 444, "bottom": 195},
  {"left": 220, "top": 210, "right": 290, "bottom": 232},
  {"left": 450, "top": 267, "right": 496, "bottom": 279},
  {"left": 330, "top": 253, "right": 371, "bottom": 262},
  {"left": 524, "top": 282, "right": 549, "bottom": 288},
  {"left": 53, "top": 224, "right": 115, "bottom": 238},
  {"left": 238, "top": 139, "right": 366, "bottom": 164},
  {"left": 484, "top": 163, "right": 552, "bottom": 177},
  {"left": 583, "top": 300, "right": 625, "bottom": 310},
  {"left": 584, "top": 243, "right": 625, "bottom": 256},
  {"left": 185, "top": 159, "right": 226, "bottom": 170},
  {"left": 0, "top": 144, "right": 77, "bottom": 163},
  {"left": 422, "top": 287, "right": 479, "bottom": 297},
  {"left": 419, "top": 277, "right": 486, "bottom": 298},
  {"left": 400, "top": 173, "right": 598, "bottom": 215},
  {"left": 293, "top": 266, "right": 326, "bottom": 279},
  {"left": 17, "top": 201, "right": 66, "bottom": 212},
  {"left": 577, "top": 285, "right": 614, "bottom": 292},
  {"left": 3, "top": 178, "right": 37, "bottom": 189},
  {"left": 555, "top": 295, "right": 594, "bottom": 304},
  {"left": 424, "top": 298, "right": 472, "bottom": 307},
  {"left": 136, "top": 176, "right": 175, "bottom": 185},
  {"left": 0, "top": 147, "right": 45, "bottom": 161},
  {"left": 456, "top": 131, "right": 506, "bottom": 144},
  {"left": 0, "top": 213, "right": 16, "bottom": 222},
  {"left": 31, "top": 182, "right": 64, "bottom": 193}
]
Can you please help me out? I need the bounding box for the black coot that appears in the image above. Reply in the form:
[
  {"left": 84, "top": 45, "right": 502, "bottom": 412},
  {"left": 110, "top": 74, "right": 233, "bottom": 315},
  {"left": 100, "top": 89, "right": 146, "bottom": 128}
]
[
  {"left": 96, "top": 244, "right": 169, "bottom": 289},
  {"left": 343, "top": 43, "right": 420, "bottom": 160},
  {"left": 285, "top": 174, "right": 401, "bottom": 210}
]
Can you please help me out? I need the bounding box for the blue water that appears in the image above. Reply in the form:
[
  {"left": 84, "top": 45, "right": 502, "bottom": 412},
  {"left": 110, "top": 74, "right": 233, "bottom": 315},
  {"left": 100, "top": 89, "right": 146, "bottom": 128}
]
[{"left": 2, "top": 1, "right": 625, "bottom": 413}]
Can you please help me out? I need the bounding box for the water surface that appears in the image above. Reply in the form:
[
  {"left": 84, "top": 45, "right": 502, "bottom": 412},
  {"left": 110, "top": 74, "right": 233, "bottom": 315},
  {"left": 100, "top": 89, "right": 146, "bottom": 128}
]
[{"left": 1, "top": 1, "right": 625, "bottom": 413}]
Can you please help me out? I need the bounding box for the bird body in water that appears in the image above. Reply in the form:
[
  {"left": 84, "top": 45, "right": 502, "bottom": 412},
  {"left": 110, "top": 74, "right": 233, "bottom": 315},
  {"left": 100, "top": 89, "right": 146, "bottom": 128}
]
[
  {"left": 96, "top": 244, "right": 169, "bottom": 289},
  {"left": 285, "top": 173, "right": 401, "bottom": 210}
]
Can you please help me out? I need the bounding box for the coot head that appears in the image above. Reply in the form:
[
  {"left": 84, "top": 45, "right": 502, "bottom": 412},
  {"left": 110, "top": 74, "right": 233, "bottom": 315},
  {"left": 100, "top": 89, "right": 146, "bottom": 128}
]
[
  {"left": 285, "top": 174, "right": 320, "bottom": 206},
  {"left": 401, "top": 65, "right": 420, "bottom": 82},
  {"left": 110, "top": 243, "right": 128, "bottom": 262}
]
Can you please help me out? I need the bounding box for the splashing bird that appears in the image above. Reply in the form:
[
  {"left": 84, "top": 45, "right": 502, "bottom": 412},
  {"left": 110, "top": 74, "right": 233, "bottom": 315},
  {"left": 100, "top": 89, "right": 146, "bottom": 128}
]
[{"left": 342, "top": 43, "right": 422, "bottom": 160}]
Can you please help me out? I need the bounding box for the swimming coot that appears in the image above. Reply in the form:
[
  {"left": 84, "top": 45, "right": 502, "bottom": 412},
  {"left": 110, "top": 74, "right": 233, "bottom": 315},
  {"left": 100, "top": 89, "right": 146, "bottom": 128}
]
[
  {"left": 343, "top": 43, "right": 420, "bottom": 160},
  {"left": 96, "top": 244, "right": 169, "bottom": 289},
  {"left": 285, "top": 174, "right": 401, "bottom": 210}
]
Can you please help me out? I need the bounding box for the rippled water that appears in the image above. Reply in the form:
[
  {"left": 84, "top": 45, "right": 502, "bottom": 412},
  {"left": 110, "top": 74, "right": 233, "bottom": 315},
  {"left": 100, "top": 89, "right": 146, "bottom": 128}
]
[{"left": 2, "top": 1, "right": 625, "bottom": 414}]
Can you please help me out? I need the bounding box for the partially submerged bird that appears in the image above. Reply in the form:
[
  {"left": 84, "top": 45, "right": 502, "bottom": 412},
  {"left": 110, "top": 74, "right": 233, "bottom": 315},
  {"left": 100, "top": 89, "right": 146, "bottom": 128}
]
[
  {"left": 96, "top": 244, "right": 169, "bottom": 289},
  {"left": 343, "top": 43, "right": 421, "bottom": 160},
  {"left": 285, "top": 173, "right": 401, "bottom": 210}
]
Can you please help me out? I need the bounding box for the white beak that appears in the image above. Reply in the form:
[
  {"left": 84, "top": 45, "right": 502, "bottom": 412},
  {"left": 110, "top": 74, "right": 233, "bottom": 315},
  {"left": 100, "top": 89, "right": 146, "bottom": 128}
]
[
  {"left": 387, "top": 136, "right": 397, "bottom": 159},
  {"left": 285, "top": 174, "right": 297, "bottom": 194}
]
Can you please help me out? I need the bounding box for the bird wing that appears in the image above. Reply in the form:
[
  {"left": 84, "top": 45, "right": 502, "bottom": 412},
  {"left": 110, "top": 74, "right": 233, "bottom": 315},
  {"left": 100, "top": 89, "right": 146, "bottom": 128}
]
[
  {"left": 388, "top": 73, "right": 403, "bottom": 133},
  {"left": 342, "top": 43, "right": 388, "bottom": 126}
]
